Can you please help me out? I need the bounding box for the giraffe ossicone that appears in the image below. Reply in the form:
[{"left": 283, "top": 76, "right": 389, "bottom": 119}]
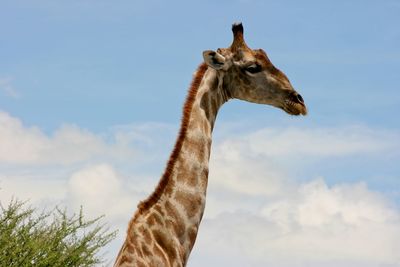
[{"left": 114, "top": 22, "right": 307, "bottom": 267}]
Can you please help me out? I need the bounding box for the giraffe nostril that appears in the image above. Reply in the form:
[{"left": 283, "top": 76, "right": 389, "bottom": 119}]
[
  {"left": 296, "top": 94, "right": 304, "bottom": 104},
  {"left": 289, "top": 92, "right": 304, "bottom": 105}
]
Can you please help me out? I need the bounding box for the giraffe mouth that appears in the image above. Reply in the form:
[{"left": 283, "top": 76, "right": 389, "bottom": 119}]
[{"left": 283, "top": 99, "right": 307, "bottom": 116}]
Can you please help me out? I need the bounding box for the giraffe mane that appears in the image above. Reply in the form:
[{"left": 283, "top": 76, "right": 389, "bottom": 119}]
[{"left": 131, "top": 62, "right": 208, "bottom": 219}]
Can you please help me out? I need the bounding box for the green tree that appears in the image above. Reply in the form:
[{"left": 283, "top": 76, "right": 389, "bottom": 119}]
[{"left": 0, "top": 199, "right": 116, "bottom": 267}]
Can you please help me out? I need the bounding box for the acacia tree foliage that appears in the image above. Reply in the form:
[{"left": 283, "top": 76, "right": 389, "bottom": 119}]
[{"left": 0, "top": 199, "right": 116, "bottom": 267}]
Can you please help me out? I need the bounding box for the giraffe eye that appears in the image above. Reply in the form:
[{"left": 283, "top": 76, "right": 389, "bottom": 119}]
[{"left": 245, "top": 64, "right": 262, "bottom": 74}]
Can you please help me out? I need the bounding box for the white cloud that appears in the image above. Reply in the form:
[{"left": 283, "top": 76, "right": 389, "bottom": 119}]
[
  {"left": 216, "top": 125, "right": 399, "bottom": 160},
  {"left": 66, "top": 164, "right": 143, "bottom": 223},
  {"left": 209, "top": 126, "right": 400, "bottom": 202},
  {"left": 286, "top": 179, "right": 398, "bottom": 226},
  {"left": 0, "top": 111, "right": 135, "bottom": 165},
  {"left": 209, "top": 150, "right": 287, "bottom": 197},
  {"left": 64, "top": 163, "right": 157, "bottom": 263},
  {"left": 190, "top": 126, "right": 400, "bottom": 266},
  {"left": 0, "top": 172, "right": 67, "bottom": 206},
  {"left": 192, "top": 179, "right": 400, "bottom": 267}
]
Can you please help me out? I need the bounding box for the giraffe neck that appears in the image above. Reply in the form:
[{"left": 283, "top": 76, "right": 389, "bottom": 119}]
[
  {"left": 136, "top": 63, "right": 227, "bottom": 209},
  {"left": 163, "top": 64, "right": 227, "bottom": 258},
  {"left": 171, "top": 64, "right": 227, "bottom": 206},
  {"left": 125, "top": 64, "right": 228, "bottom": 265},
  {"left": 161, "top": 64, "right": 226, "bottom": 246},
  {"left": 115, "top": 64, "right": 228, "bottom": 267}
]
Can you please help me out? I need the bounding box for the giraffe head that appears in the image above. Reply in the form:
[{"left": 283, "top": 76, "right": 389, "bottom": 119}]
[{"left": 203, "top": 23, "right": 307, "bottom": 116}]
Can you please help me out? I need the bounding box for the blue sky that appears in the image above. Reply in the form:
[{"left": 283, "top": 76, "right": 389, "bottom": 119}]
[
  {"left": 1, "top": 1, "right": 400, "bottom": 266},
  {"left": 2, "top": 0, "right": 399, "bottom": 130}
]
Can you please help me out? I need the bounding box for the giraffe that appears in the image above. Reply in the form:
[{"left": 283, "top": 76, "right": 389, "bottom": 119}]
[{"left": 114, "top": 23, "right": 307, "bottom": 267}]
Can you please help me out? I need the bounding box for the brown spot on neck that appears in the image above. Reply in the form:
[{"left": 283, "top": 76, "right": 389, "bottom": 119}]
[
  {"left": 152, "top": 229, "right": 177, "bottom": 262},
  {"left": 174, "top": 191, "right": 203, "bottom": 218}
]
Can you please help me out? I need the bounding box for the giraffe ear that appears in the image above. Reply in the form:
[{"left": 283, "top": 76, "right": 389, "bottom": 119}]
[{"left": 203, "top": 50, "right": 226, "bottom": 70}]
